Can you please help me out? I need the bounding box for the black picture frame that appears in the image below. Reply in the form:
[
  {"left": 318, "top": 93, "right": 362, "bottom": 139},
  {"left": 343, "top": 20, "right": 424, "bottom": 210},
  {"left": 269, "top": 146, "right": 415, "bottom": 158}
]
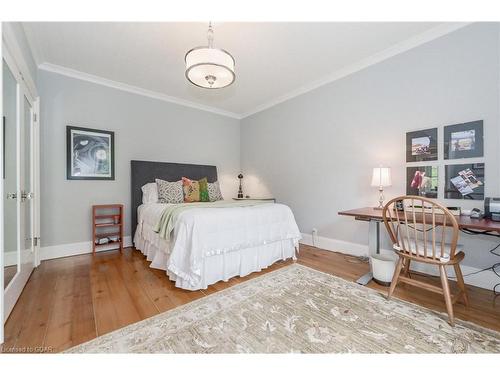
[
  {"left": 444, "top": 120, "right": 483, "bottom": 160},
  {"left": 444, "top": 163, "right": 484, "bottom": 200},
  {"left": 66, "top": 126, "right": 115, "bottom": 180},
  {"left": 406, "top": 128, "right": 438, "bottom": 162},
  {"left": 406, "top": 166, "right": 438, "bottom": 198}
]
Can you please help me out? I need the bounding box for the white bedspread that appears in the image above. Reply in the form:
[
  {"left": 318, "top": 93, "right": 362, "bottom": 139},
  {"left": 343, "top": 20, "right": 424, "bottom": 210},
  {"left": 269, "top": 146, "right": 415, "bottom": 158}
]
[{"left": 135, "top": 201, "right": 301, "bottom": 288}]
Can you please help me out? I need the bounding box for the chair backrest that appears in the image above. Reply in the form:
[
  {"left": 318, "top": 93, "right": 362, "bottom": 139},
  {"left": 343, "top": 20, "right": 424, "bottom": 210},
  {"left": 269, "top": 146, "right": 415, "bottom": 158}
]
[{"left": 382, "top": 195, "right": 460, "bottom": 261}]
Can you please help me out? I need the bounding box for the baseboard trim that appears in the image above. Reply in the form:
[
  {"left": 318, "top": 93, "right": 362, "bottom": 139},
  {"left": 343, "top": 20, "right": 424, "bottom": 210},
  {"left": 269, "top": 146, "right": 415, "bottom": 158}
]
[
  {"left": 4, "top": 251, "right": 17, "bottom": 267},
  {"left": 300, "top": 233, "right": 498, "bottom": 292},
  {"left": 40, "top": 236, "right": 133, "bottom": 261},
  {"left": 300, "top": 233, "right": 368, "bottom": 257}
]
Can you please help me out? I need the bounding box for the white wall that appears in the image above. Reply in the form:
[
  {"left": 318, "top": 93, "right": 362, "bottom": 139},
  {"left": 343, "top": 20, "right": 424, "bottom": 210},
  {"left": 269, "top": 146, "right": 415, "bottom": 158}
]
[
  {"left": 38, "top": 70, "right": 241, "bottom": 248},
  {"left": 241, "top": 24, "right": 500, "bottom": 275}
]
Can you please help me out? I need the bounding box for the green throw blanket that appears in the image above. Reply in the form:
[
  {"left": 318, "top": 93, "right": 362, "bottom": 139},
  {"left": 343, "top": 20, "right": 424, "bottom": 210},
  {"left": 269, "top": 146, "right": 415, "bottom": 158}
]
[{"left": 153, "top": 200, "right": 270, "bottom": 240}]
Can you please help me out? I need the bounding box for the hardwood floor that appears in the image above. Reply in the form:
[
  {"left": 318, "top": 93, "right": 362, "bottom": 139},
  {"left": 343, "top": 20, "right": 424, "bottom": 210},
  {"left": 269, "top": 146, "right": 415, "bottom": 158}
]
[{"left": 2, "top": 244, "right": 500, "bottom": 353}]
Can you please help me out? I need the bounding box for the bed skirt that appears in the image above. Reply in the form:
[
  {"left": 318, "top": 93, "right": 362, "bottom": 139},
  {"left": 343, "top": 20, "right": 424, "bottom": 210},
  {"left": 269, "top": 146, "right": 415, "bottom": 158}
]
[{"left": 134, "top": 234, "right": 297, "bottom": 290}]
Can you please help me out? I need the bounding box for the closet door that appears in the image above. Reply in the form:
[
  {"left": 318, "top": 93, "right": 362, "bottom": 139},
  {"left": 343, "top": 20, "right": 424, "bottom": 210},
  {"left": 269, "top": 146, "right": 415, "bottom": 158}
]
[
  {"left": 3, "top": 58, "right": 19, "bottom": 295},
  {"left": 2, "top": 54, "right": 37, "bottom": 320},
  {"left": 19, "top": 94, "right": 36, "bottom": 287}
]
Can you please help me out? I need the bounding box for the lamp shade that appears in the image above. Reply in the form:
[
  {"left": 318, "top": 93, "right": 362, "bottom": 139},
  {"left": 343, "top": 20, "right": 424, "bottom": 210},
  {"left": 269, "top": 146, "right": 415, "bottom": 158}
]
[
  {"left": 371, "top": 167, "right": 392, "bottom": 187},
  {"left": 185, "top": 47, "right": 235, "bottom": 89}
]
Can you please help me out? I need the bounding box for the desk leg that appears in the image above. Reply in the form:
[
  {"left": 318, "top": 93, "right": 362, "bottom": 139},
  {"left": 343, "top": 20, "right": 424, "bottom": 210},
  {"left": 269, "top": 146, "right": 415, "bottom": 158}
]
[
  {"left": 376, "top": 221, "right": 380, "bottom": 254},
  {"left": 356, "top": 220, "right": 380, "bottom": 285}
]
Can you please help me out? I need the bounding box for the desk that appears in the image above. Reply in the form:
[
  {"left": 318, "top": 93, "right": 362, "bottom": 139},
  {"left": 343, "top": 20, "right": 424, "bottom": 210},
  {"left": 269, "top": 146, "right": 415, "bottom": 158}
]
[
  {"left": 339, "top": 207, "right": 500, "bottom": 232},
  {"left": 338, "top": 207, "right": 500, "bottom": 285}
]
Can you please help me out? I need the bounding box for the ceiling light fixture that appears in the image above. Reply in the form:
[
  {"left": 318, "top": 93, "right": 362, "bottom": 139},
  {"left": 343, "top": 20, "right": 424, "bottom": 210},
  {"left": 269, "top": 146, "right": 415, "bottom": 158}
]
[{"left": 185, "top": 22, "right": 235, "bottom": 89}]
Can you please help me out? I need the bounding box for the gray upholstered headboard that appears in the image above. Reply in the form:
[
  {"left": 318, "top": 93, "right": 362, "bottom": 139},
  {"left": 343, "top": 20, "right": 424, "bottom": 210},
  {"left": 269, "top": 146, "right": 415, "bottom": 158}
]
[{"left": 130, "top": 160, "right": 218, "bottom": 238}]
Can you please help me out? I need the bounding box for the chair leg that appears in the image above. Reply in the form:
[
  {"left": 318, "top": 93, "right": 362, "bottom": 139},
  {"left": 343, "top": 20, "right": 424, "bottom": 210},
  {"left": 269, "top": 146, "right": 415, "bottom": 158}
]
[
  {"left": 387, "top": 256, "right": 404, "bottom": 300},
  {"left": 403, "top": 258, "right": 412, "bottom": 278},
  {"left": 453, "top": 263, "right": 469, "bottom": 307},
  {"left": 439, "top": 265, "right": 455, "bottom": 326}
]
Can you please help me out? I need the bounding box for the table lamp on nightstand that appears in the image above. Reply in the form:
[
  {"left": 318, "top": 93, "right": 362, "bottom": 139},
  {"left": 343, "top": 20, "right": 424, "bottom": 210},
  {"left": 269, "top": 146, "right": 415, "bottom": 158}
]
[
  {"left": 371, "top": 167, "right": 392, "bottom": 210},
  {"left": 237, "top": 173, "right": 244, "bottom": 198}
]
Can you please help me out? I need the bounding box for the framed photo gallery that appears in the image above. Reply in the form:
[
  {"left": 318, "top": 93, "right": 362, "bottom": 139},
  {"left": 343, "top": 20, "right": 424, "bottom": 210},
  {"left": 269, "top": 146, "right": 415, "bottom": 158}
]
[{"left": 405, "top": 120, "right": 484, "bottom": 200}]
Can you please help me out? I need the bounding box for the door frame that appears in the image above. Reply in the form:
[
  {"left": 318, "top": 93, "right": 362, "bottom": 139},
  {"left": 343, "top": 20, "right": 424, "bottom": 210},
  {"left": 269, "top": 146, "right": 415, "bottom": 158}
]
[{"left": 1, "top": 28, "right": 40, "bottom": 344}]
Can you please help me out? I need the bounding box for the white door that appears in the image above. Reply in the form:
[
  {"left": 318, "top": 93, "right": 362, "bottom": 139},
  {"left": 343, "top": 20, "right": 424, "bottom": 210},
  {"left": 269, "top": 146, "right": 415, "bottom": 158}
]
[{"left": 2, "top": 51, "right": 38, "bottom": 321}]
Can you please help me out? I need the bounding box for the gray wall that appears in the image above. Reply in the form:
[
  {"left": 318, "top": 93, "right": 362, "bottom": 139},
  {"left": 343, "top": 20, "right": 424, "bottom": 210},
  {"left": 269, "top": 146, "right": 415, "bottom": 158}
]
[
  {"left": 241, "top": 23, "right": 500, "bottom": 269},
  {"left": 38, "top": 70, "right": 240, "bottom": 247},
  {"left": 36, "top": 23, "right": 500, "bottom": 271}
]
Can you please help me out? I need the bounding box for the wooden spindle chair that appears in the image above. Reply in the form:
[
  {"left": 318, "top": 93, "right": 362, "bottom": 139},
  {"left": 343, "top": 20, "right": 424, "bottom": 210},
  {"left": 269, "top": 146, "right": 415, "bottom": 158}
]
[{"left": 382, "top": 195, "right": 469, "bottom": 326}]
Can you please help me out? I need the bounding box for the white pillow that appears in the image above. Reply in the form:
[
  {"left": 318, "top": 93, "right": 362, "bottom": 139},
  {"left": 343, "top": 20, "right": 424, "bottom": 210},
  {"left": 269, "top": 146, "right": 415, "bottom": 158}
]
[{"left": 141, "top": 182, "right": 159, "bottom": 204}]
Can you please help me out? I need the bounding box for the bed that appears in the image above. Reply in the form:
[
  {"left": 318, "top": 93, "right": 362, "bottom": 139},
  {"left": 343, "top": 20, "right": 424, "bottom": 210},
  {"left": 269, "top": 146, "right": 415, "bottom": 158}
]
[{"left": 131, "top": 160, "right": 301, "bottom": 290}]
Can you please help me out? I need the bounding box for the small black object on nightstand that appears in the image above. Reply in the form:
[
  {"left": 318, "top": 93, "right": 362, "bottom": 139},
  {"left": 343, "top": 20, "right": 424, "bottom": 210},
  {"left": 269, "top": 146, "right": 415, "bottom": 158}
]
[{"left": 237, "top": 173, "right": 244, "bottom": 198}]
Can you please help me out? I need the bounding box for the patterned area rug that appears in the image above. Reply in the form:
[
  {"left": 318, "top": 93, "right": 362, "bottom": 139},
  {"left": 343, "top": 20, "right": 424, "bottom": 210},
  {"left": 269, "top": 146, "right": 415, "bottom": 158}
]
[{"left": 68, "top": 264, "right": 500, "bottom": 353}]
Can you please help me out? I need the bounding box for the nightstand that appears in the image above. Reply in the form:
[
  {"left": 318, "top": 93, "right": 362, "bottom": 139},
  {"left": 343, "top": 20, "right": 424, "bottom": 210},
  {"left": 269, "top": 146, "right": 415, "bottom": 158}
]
[
  {"left": 92, "top": 204, "right": 124, "bottom": 254},
  {"left": 233, "top": 197, "right": 276, "bottom": 203}
]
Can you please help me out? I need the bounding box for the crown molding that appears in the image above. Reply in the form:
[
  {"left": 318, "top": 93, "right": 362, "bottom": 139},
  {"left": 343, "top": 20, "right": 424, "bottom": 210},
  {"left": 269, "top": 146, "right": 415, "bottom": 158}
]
[
  {"left": 35, "top": 22, "right": 470, "bottom": 121},
  {"left": 241, "top": 22, "right": 471, "bottom": 119},
  {"left": 38, "top": 62, "right": 242, "bottom": 119}
]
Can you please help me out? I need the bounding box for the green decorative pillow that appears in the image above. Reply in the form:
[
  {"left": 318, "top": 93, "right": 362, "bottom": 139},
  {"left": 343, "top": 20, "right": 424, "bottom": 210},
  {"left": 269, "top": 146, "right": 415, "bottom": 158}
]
[{"left": 198, "top": 177, "right": 210, "bottom": 202}]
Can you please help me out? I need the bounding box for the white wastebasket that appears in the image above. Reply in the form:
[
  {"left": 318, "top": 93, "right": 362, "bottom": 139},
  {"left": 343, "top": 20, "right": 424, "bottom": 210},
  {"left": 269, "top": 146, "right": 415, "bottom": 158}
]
[{"left": 371, "top": 253, "right": 397, "bottom": 286}]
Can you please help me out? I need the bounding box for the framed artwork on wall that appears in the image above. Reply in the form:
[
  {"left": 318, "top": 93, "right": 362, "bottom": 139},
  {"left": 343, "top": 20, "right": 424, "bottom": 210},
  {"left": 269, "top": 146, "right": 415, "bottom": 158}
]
[
  {"left": 406, "top": 128, "right": 438, "bottom": 162},
  {"left": 444, "top": 120, "right": 483, "bottom": 160},
  {"left": 444, "top": 163, "right": 484, "bottom": 200},
  {"left": 66, "top": 126, "right": 115, "bottom": 180},
  {"left": 406, "top": 166, "right": 438, "bottom": 198}
]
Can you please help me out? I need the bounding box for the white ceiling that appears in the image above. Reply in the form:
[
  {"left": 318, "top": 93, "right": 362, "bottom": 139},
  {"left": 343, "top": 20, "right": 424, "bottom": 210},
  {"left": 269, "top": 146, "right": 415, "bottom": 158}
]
[{"left": 23, "top": 22, "right": 462, "bottom": 118}]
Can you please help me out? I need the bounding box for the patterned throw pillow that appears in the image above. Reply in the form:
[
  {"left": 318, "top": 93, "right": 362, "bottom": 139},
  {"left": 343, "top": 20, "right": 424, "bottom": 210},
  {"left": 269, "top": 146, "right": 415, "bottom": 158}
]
[
  {"left": 207, "top": 181, "right": 223, "bottom": 202},
  {"left": 182, "top": 177, "right": 200, "bottom": 202},
  {"left": 198, "top": 177, "right": 210, "bottom": 202},
  {"left": 155, "top": 179, "right": 183, "bottom": 204}
]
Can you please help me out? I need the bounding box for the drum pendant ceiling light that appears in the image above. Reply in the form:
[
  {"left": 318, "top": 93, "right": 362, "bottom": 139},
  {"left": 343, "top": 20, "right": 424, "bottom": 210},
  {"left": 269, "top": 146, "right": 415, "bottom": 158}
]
[{"left": 185, "top": 22, "right": 235, "bottom": 89}]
